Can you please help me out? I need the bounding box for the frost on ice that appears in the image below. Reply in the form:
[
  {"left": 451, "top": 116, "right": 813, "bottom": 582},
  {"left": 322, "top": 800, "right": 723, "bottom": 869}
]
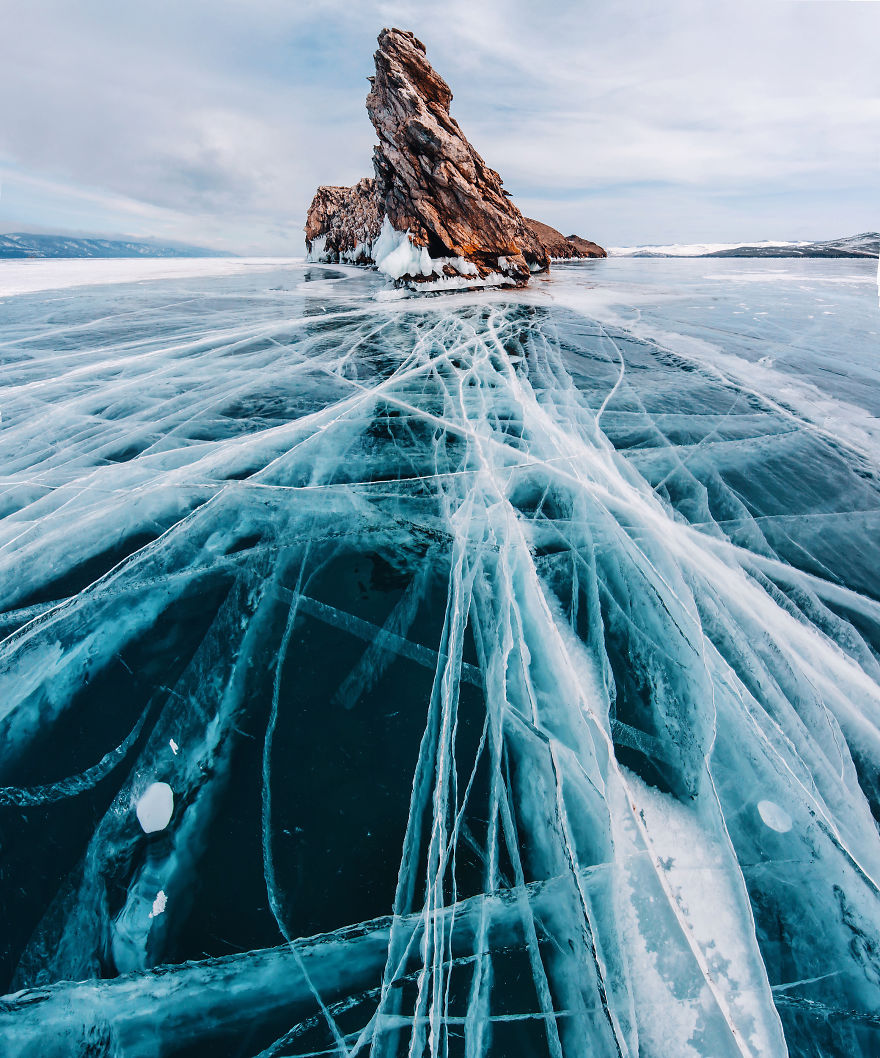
[{"left": 1, "top": 258, "right": 879, "bottom": 1057}]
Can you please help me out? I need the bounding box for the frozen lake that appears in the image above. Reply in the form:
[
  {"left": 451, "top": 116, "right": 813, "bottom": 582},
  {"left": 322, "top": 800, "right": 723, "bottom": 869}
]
[{"left": 1, "top": 256, "right": 879, "bottom": 1057}]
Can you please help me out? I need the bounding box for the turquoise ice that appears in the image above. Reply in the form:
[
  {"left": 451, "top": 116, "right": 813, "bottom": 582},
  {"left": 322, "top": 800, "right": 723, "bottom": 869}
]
[{"left": 0, "top": 256, "right": 878, "bottom": 1057}]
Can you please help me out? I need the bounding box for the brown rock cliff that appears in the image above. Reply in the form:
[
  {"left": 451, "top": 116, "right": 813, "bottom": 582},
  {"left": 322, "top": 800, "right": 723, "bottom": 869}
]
[
  {"left": 365, "top": 28, "right": 548, "bottom": 284},
  {"left": 524, "top": 218, "right": 607, "bottom": 260},
  {"left": 304, "top": 28, "right": 605, "bottom": 287},
  {"left": 304, "top": 178, "right": 382, "bottom": 264}
]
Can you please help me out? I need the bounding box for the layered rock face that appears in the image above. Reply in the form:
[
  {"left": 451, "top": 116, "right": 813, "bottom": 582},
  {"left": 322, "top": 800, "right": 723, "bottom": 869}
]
[
  {"left": 304, "top": 178, "right": 382, "bottom": 264},
  {"left": 564, "top": 234, "right": 607, "bottom": 258},
  {"left": 524, "top": 218, "right": 607, "bottom": 260},
  {"left": 305, "top": 28, "right": 605, "bottom": 288},
  {"left": 365, "top": 28, "right": 548, "bottom": 285}
]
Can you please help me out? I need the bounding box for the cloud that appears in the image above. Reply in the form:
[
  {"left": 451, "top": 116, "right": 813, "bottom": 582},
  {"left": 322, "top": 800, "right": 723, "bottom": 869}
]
[{"left": 0, "top": 0, "right": 877, "bottom": 250}]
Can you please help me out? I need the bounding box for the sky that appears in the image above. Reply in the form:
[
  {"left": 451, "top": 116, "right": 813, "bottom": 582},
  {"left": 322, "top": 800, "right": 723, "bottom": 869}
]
[{"left": 1, "top": 0, "right": 878, "bottom": 253}]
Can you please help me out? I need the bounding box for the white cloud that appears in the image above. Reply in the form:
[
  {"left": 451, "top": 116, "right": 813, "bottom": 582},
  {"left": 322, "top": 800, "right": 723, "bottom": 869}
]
[{"left": 0, "top": 0, "right": 877, "bottom": 250}]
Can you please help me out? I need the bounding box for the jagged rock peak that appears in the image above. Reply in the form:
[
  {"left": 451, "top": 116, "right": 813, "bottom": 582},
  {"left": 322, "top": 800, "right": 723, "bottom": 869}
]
[
  {"left": 304, "top": 178, "right": 382, "bottom": 265},
  {"left": 303, "top": 27, "right": 606, "bottom": 289},
  {"left": 366, "top": 28, "right": 548, "bottom": 286}
]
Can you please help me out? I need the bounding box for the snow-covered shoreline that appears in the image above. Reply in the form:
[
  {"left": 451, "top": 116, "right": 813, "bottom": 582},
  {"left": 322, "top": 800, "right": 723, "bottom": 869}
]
[
  {"left": 609, "top": 232, "right": 878, "bottom": 258},
  {"left": 0, "top": 256, "right": 303, "bottom": 298},
  {"left": 608, "top": 240, "right": 812, "bottom": 257}
]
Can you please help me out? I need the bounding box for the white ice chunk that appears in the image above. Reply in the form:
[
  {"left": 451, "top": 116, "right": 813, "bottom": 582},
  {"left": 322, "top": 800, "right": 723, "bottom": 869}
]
[
  {"left": 148, "top": 890, "right": 167, "bottom": 919},
  {"left": 373, "top": 218, "right": 490, "bottom": 285},
  {"left": 757, "top": 800, "right": 793, "bottom": 833},
  {"left": 306, "top": 234, "right": 329, "bottom": 263},
  {"left": 135, "top": 782, "right": 174, "bottom": 833},
  {"left": 169, "top": 738, "right": 179, "bottom": 755},
  {"left": 373, "top": 218, "right": 433, "bottom": 280}
]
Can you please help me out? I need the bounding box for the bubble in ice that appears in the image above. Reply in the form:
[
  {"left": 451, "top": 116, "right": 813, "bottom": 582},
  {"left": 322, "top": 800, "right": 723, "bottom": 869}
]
[
  {"left": 757, "top": 799, "right": 793, "bottom": 833},
  {"left": 135, "top": 782, "right": 174, "bottom": 834}
]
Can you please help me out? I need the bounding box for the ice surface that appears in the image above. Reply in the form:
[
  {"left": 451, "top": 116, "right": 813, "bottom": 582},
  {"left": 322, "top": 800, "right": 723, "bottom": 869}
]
[
  {"left": 0, "top": 257, "right": 301, "bottom": 297},
  {"left": 0, "top": 257, "right": 879, "bottom": 1057}
]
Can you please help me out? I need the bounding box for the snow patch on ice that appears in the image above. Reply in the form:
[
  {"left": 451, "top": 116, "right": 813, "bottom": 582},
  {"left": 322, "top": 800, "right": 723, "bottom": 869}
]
[{"left": 0, "top": 258, "right": 301, "bottom": 297}]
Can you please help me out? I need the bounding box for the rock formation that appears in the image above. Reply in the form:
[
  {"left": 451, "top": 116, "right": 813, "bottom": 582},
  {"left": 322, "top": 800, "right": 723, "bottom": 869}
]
[
  {"left": 304, "top": 178, "right": 381, "bottom": 265},
  {"left": 365, "top": 28, "right": 548, "bottom": 286},
  {"left": 305, "top": 28, "right": 605, "bottom": 288},
  {"left": 564, "top": 234, "right": 607, "bottom": 258},
  {"left": 524, "top": 218, "right": 607, "bottom": 260}
]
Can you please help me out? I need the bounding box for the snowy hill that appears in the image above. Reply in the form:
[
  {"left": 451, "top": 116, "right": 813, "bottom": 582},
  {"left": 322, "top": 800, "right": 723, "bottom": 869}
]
[
  {"left": 610, "top": 233, "right": 879, "bottom": 258},
  {"left": 0, "top": 233, "right": 232, "bottom": 259}
]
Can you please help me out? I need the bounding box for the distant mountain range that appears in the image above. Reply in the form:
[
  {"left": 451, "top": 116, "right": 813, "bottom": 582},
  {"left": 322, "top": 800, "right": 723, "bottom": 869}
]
[
  {"left": 610, "top": 233, "right": 879, "bottom": 259},
  {"left": 0, "top": 233, "right": 233, "bottom": 259}
]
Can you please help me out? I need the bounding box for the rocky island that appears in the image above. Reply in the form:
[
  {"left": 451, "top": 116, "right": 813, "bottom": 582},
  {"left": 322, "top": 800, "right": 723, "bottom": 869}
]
[{"left": 305, "top": 28, "right": 605, "bottom": 290}]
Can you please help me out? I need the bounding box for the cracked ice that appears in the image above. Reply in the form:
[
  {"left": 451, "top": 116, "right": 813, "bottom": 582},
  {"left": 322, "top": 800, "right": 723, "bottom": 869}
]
[{"left": 1, "top": 257, "right": 879, "bottom": 1057}]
